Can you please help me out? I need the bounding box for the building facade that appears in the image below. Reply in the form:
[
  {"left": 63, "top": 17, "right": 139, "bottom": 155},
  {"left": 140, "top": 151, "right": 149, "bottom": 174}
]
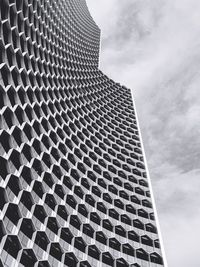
[{"left": 0, "top": 0, "right": 165, "bottom": 266}]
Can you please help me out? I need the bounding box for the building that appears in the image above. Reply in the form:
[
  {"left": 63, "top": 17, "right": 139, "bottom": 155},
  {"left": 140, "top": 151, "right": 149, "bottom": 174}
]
[{"left": 0, "top": 0, "right": 165, "bottom": 266}]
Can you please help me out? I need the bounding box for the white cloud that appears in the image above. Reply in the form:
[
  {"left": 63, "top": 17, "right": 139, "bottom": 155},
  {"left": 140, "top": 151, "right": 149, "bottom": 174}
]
[{"left": 86, "top": 0, "right": 200, "bottom": 266}]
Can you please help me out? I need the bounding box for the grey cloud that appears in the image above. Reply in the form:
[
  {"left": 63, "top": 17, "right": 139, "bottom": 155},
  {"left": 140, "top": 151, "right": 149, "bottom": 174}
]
[{"left": 155, "top": 167, "right": 200, "bottom": 267}]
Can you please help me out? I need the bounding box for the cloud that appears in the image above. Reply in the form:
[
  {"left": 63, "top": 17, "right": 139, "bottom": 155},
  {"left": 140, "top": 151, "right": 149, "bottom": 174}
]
[
  {"left": 87, "top": 0, "right": 200, "bottom": 266},
  {"left": 154, "top": 167, "right": 200, "bottom": 267}
]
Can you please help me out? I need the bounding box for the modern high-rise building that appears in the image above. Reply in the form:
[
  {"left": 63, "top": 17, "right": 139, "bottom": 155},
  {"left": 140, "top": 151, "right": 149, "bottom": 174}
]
[{"left": 0, "top": 0, "right": 165, "bottom": 266}]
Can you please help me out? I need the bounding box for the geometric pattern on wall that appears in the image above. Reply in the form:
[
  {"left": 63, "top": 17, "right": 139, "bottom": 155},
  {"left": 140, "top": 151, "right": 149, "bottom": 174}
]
[{"left": 0, "top": 0, "right": 164, "bottom": 266}]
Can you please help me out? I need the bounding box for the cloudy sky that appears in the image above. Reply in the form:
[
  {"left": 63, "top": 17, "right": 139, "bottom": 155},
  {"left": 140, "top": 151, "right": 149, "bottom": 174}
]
[{"left": 86, "top": 0, "right": 200, "bottom": 266}]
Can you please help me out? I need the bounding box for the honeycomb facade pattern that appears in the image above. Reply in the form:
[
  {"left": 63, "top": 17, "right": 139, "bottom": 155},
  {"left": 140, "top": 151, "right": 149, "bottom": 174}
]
[{"left": 0, "top": 0, "right": 164, "bottom": 266}]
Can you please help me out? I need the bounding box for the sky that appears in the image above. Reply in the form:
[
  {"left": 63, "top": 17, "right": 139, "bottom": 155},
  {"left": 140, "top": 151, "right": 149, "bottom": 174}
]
[{"left": 86, "top": 0, "right": 200, "bottom": 266}]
